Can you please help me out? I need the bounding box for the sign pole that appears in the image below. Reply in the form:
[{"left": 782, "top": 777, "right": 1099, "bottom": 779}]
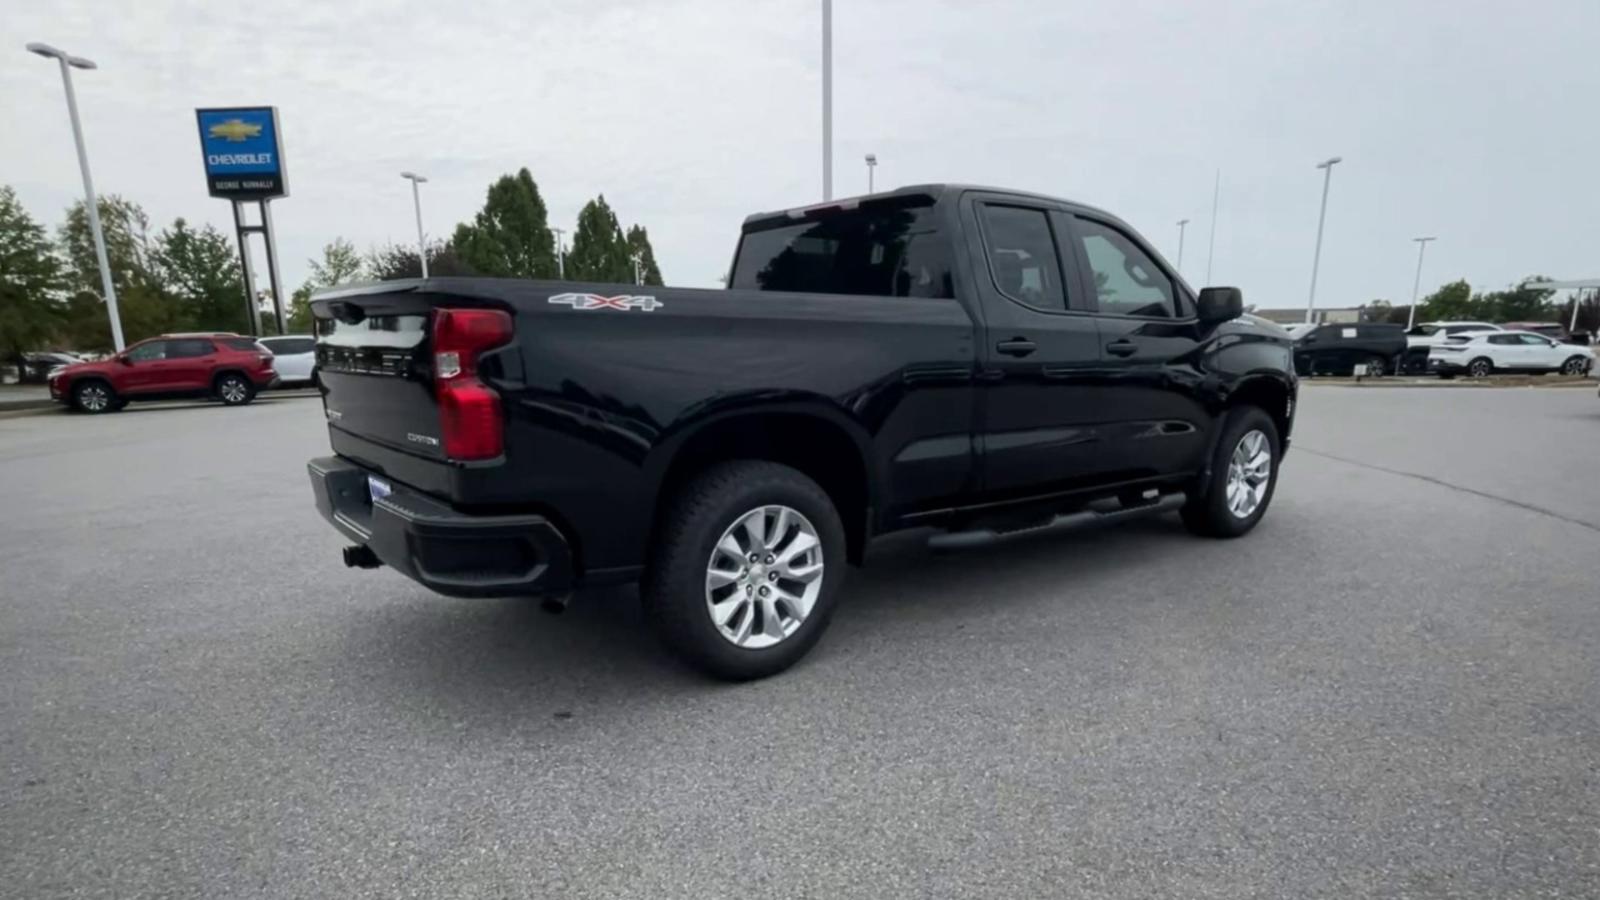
[
  {"left": 259, "top": 199, "right": 287, "bottom": 334},
  {"left": 197, "top": 106, "right": 287, "bottom": 338},
  {"left": 231, "top": 200, "right": 260, "bottom": 336}
]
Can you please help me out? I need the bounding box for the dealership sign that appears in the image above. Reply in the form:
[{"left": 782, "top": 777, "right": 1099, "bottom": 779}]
[{"left": 195, "top": 107, "right": 287, "bottom": 198}]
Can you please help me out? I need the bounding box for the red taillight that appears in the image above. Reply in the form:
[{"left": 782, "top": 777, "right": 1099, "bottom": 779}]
[{"left": 432, "top": 308, "right": 513, "bottom": 460}]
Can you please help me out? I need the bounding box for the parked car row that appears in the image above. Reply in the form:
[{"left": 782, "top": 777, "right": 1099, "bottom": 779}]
[
  {"left": 1288, "top": 319, "right": 1593, "bottom": 378},
  {"left": 46, "top": 332, "right": 319, "bottom": 413}
]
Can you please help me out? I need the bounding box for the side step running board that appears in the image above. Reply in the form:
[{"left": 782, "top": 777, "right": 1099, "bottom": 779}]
[{"left": 927, "top": 491, "right": 1187, "bottom": 551}]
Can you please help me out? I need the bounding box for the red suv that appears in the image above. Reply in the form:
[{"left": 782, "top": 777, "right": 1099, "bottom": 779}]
[{"left": 48, "top": 333, "right": 278, "bottom": 413}]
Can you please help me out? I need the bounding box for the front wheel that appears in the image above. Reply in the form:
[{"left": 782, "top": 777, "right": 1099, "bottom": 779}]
[
  {"left": 1182, "top": 406, "right": 1280, "bottom": 538},
  {"left": 72, "top": 380, "right": 117, "bottom": 414},
  {"left": 1365, "top": 355, "right": 1389, "bottom": 377},
  {"left": 1560, "top": 355, "right": 1590, "bottom": 376},
  {"left": 644, "top": 460, "right": 846, "bottom": 681},
  {"left": 216, "top": 373, "right": 256, "bottom": 406}
]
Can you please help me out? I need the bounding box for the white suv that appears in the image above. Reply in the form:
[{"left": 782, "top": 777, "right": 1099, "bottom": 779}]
[
  {"left": 1428, "top": 330, "right": 1594, "bottom": 378},
  {"left": 257, "top": 335, "right": 317, "bottom": 387}
]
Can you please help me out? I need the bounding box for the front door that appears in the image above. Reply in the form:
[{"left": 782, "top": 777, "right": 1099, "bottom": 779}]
[
  {"left": 1061, "top": 214, "right": 1210, "bottom": 481},
  {"left": 964, "top": 196, "right": 1107, "bottom": 500},
  {"left": 119, "top": 340, "right": 175, "bottom": 394}
]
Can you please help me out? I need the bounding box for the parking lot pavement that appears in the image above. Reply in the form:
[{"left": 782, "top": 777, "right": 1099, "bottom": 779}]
[{"left": 2, "top": 387, "right": 1598, "bottom": 899}]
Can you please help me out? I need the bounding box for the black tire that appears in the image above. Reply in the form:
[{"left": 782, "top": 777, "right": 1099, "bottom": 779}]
[
  {"left": 215, "top": 373, "right": 256, "bottom": 406},
  {"left": 1467, "top": 357, "right": 1493, "bottom": 378},
  {"left": 1560, "top": 355, "right": 1590, "bottom": 376},
  {"left": 1181, "top": 405, "right": 1281, "bottom": 539},
  {"left": 643, "top": 460, "right": 847, "bottom": 681},
  {"left": 1365, "top": 355, "right": 1389, "bottom": 378},
  {"left": 72, "top": 379, "right": 117, "bottom": 414}
]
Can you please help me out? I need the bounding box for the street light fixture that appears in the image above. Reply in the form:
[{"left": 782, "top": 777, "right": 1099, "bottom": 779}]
[
  {"left": 27, "top": 41, "right": 124, "bottom": 351},
  {"left": 1175, "top": 218, "right": 1190, "bottom": 273},
  {"left": 399, "top": 171, "right": 429, "bottom": 280},
  {"left": 1305, "top": 155, "right": 1343, "bottom": 324},
  {"left": 552, "top": 227, "right": 566, "bottom": 279},
  {"left": 1406, "top": 236, "right": 1436, "bottom": 330},
  {"left": 865, "top": 153, "right": 877, "bottom": 193}
]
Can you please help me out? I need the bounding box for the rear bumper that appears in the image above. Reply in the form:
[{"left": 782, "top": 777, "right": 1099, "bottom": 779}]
[{"left": 306, "top": 455, "right": 573, "bottom": 598}]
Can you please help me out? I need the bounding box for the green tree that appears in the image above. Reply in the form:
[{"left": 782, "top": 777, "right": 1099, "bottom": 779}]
[
  {"left": 624, "top": 224, "right": 664, "bottom": 286},
  {"left": 0, "top": 187, "right": 67, "bottom": 374},
  {"left": 1359, "top": 299, "right": 1392, "bottom": 323},
  {"left": 288, "top": 237, "right": 366, "bottom": 332},
  {"left": 57, "top": 196, "right": 176, "bottom": 348},
  {"left": 450, "top": 168, "right": 555, "bottom": 278},
  {"left": 1473, "top": 277, "right": 1556, "bottom": 322},
  {"left": 1416, "top": 278, "right": 1474, "bottom": 321},
  {"left": 151, "top": 218, "right": 247, "bottom": 333},
  {"left": 365, "top": 240, "right": 472, "bottom": 281},
  {"left": 567, "top": 195, "right": 633, "bottom": 283}
]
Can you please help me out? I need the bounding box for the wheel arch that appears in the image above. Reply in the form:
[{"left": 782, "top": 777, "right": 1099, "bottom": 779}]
[{"left": 647, "top": 402, "right": 876, "bottom": 565}]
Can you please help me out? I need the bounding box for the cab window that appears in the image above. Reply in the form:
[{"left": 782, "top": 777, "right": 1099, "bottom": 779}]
[
  {"left": 1072, "top": 218, "right": 1176, "bottom": 318},
  {"left": 977, "top": 204, "right": 1068, "bottom": 311}
]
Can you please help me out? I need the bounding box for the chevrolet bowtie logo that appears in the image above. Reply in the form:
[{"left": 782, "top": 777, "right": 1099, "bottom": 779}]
[{"left": 208, "top": 119, "right": 262, "bottom": 142}]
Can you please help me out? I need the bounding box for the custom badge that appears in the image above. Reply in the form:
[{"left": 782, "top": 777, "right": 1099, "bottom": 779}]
[{"left": 548, "top": 293, "right": 663, "bottom": 312}]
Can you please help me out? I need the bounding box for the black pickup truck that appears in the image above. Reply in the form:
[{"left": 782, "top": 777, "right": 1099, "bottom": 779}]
[{"left": 308, "top": 184, "right": 1296, "bottom": 679}]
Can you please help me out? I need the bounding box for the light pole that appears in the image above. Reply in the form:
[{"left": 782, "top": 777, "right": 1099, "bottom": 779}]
[
  {"left": 632, "top": 252, "right": 642, "bottom": 286},
  {"left": 1305, "top": 155, "right": 1343, "bottom": 324},
  {"left": 865, "top": 153, "right": 877, "bottom": 193},
  {"left": 1205, "top": 169, "right": 1220, "bottom": 285},
  {"left": 27, "top": 42, "right": 123, "bottom": 351},
  {"left": 552, "top": 227, "right": 565, "bottom": 279},
  {"left": 399, "top": 171, "right": 429, "bottom": 279},
  {"left": 821, "top": 0, "right": 832, "bottom": 200},
  {"left": 1406, "top": 236, "right": 1436, "bottom": 330},
  {"left": 1175, "top": 218, "right": 1190, "bottom": 273}
]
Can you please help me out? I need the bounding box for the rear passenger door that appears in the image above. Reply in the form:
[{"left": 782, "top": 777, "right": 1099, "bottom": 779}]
[
  {"left": 1062, "top": 214, "right": 1210, "bottom": 479},
  {"left": 164, "top": 339, "right": 219, "bottom": 391},
  {"left": 962, "top": 195, "right": 1108, "bottom": 498}
]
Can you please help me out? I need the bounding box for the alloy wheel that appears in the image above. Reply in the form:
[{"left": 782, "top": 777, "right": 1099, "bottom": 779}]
[
  {"left": 77, "top": 384, "right": 109, "bottom": 412},
  {"left": 220, "top": 378, "right": 248, "bottom": 403},
  {"left": 704, "top": 505, "right": 824, "bottom": 649},
  {"left": 1224, "top": 429, "right": 1272, "bottom": 519}
]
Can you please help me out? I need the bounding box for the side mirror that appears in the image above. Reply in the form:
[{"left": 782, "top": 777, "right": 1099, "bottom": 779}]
[
  {"left": 117, "top": 354, "right": 133, "bottom": 365},
  {"left": 1197, "top": 286, "right": 1243, "bottom": 325}
]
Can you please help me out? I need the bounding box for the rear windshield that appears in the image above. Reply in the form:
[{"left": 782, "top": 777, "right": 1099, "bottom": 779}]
[
  {"left": 221, "top": 338, "right": 263, "bottom": 351},
  {"left": 730, "top": 202, "right": 953, "bottom": 299},
  {"left": 1445, "top": 335, "right": 1474, "bottom": 343}
]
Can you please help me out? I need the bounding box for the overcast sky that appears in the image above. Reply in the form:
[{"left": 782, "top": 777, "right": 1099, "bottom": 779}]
[{"left": 4, "top": 0, "right": 1597, "bottom": 309}]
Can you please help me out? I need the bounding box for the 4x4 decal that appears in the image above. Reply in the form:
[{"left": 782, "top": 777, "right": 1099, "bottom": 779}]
[{"left": 548, "top": 293, "right": 662, "bottom": 312}]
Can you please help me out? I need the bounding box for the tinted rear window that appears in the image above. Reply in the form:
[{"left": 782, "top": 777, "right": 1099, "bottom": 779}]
[
  {"left": 222, "top": 338, "right": 262, "bottom": 351},
  {"left": 731, "top": 203, "right": 952, "bottom": 299}
]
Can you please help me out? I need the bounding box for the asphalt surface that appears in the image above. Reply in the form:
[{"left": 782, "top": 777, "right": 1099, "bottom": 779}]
[{"left": 2, "top": 386, "right": 1598, "bottom": 898}]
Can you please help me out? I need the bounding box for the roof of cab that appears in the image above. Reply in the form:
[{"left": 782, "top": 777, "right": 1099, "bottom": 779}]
[{"left": 741, "top": 184, "right": 1122, "bottom": 229}]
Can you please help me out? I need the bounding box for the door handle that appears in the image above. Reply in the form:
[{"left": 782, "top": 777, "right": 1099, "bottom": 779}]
[
  {"left": 1105, "top": 340, "right": 1138, "bottom": 357},
  {"left": 996, "top": 338, "right": 1037, "bottom": 357}
]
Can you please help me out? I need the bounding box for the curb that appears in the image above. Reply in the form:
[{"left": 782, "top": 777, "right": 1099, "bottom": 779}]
[{"left": 1302, "top": 377, "right": 1597, "bottom": 389}]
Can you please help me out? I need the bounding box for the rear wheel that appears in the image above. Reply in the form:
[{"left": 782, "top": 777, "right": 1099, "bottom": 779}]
[
  {"left": 1365, "top": 355, "right": 1389, "bottom": 377},
  {"left": 1467, "top": 357, "right": 1493, "bottom": 378},
  {"left": 1182, "top": 406, "right": 1280, "bottom": 538},
  {"left": 216, "top": 373, "right": 255, "bottom": 406},
  {"left": 72, "top": 380, "right": 116, "bottom": 414},
  {"left": 644, "top": 460, "right": 846, "bottom": 681}
]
